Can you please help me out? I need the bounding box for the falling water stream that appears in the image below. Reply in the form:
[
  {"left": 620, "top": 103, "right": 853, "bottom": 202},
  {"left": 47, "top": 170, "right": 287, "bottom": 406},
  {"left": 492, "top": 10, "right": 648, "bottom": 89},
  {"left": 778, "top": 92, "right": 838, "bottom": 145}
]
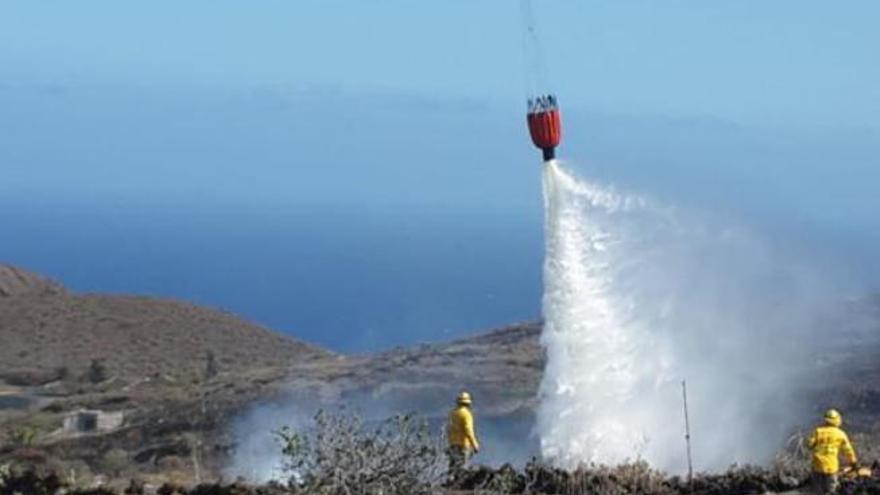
[{"left": 537, "top": 160, "right": 822, "bottom": 472}]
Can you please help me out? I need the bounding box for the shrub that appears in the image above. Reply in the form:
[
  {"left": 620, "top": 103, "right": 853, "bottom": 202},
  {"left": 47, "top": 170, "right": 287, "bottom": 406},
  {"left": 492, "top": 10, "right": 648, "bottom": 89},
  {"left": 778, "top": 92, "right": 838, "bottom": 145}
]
[
  {"left": 86, "top": 359, "right": 110, "bottom": 384},
  {"left": 276, "top": 410, "right": 446, "bottom": 495},
  {"left": 53, "top": 459, "right": 95, "bottom": 488},
  {"left": 0, "top": 467, "right": 63, "bottom": 495},
  {"left": 5, "top": 426, "right": 37, "bottom": 448},
  {"left": 55, "top": 366, "right": 70, "bottom": 381},
  {"left": 156, "top": 455, "right": 186, "bottom": 472},
  {"left": 204, "top": 351, "right": 219, "bottom": 380},
  {"left": 99, "top": 449, "right": 130, "bottom": 478},
  {"left": 771, "top": 431, "right": 811, "bottom": 481},
  {"left": 0, "top": 464, "right": 9, "bottom": 489}
]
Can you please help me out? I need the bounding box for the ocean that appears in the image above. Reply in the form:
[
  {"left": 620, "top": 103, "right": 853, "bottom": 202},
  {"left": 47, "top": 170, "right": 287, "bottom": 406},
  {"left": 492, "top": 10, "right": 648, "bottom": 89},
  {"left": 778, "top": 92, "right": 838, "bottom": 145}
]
[{"left": 1, "top": 198, "right": 543, "bottom": 352}]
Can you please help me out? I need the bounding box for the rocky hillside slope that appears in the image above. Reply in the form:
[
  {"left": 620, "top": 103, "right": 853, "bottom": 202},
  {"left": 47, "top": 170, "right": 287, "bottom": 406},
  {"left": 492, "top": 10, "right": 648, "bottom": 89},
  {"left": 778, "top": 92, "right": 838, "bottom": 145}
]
[
  {"left": 298, "top": 322, "right": 544, "bottom": 417},
  {"left": 0, "top": 264, "right": 330, "bottom": 386}
]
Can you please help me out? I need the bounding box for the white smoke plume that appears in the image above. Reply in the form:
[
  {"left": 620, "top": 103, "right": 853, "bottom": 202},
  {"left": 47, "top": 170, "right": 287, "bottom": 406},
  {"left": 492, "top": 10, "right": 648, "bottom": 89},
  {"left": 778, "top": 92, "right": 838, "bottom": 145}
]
[
  {"left": 226, "top": 397, "right": 540, "bottom": 483},
  {"left": 224, "top": 399, "right": 316, "bottom": 482},
  {"left": 538, "top": 160, "right": 853, "bottom": 473}
]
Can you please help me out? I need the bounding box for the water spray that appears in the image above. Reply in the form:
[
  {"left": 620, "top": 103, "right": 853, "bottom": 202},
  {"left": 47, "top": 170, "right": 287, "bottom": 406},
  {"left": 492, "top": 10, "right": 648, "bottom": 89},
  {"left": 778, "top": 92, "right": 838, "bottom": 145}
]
[{"left": 537, "top": 160, "right": 829, "bottom": 472}]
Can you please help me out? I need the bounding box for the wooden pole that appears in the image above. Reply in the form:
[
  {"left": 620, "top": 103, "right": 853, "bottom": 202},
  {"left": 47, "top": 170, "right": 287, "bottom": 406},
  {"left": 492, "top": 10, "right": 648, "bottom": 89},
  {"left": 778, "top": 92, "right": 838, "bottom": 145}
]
[{"left": 682, "top": 380, "right": 694, "bottom": 488}]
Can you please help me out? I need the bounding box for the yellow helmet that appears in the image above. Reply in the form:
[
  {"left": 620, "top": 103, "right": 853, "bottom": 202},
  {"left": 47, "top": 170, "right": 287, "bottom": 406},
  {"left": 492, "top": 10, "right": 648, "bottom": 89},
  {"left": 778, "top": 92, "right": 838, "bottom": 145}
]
[
  {"left": 456, "top": 391, "right": 473, "bottom": 406},
  {"left": 824, "top": 409, "right": 842, "bottom": 427}
]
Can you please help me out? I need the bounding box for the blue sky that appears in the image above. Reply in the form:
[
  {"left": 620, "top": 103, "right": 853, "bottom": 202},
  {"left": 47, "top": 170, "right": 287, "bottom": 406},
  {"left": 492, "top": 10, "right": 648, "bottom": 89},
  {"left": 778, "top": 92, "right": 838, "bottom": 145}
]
[
  {"left": 2, "top": 1, "right": 879, "bottom": 129},
  {"left": 2, "top": 1, "right": 876, "bottom": 221},
  {"left": 1, "top": 1, "right": 878, "bottom": 348}
]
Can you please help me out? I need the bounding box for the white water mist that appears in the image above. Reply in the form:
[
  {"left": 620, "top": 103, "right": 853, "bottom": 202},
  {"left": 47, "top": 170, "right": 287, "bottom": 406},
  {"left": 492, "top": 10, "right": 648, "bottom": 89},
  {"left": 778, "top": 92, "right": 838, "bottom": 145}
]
[{"left": 538, "top": 160, "right": 839, "bottom": 472}]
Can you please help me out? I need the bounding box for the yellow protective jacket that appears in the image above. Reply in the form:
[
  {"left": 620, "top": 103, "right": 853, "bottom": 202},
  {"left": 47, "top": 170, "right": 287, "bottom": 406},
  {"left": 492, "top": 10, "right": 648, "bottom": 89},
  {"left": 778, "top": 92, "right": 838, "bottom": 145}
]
[
  {"left": 448, "top": 405, "right": 479, "bottom": 451},
  {"left": 808, "top": 425, "right": 857, "bottom": 474}
]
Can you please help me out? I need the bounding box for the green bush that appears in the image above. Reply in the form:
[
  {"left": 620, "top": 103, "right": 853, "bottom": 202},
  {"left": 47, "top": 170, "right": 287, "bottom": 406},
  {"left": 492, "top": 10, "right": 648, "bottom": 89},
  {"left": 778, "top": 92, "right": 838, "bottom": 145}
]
[
  {"left": 5, "top": 426, "right": 37, "bottom": 447},
  {"left": 99, "top": 449, "right": 130, "bottom": 478}
]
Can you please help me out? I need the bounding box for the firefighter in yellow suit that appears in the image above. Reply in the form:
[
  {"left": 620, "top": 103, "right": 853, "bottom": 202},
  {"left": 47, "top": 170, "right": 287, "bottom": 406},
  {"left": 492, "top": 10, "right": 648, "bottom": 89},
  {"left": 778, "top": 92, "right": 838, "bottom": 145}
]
[
  {"left": 447, "top": 391, "right": 480, "bottom": 480},
  {"left": 807, "top": 409, "right": 858, "bottom": 494}
]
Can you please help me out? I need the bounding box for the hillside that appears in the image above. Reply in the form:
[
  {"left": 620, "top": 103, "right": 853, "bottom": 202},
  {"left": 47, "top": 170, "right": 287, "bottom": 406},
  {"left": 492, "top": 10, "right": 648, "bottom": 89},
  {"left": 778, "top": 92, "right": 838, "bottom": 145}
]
[
  {"left": 319, "top": 323, "right": 544, "bottom": 417},
  {"left": 0, "top": 264, "right": 330, "bottom": 386},
  {"left": 0, "top": 265, "right": 66, "bottom": 298}
]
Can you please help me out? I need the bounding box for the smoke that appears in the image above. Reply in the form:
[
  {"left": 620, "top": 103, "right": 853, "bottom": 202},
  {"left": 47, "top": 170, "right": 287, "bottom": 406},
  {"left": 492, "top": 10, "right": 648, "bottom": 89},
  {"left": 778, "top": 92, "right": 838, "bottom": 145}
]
[
  {"left": 226, "top": 393, "right": 540, "bottom": 483},
  {"left": 223, "top": 398, "right": 316, "bottom": 482},
  {"left": 538, "top": 160, "right": 856, "bottom": 473}
]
